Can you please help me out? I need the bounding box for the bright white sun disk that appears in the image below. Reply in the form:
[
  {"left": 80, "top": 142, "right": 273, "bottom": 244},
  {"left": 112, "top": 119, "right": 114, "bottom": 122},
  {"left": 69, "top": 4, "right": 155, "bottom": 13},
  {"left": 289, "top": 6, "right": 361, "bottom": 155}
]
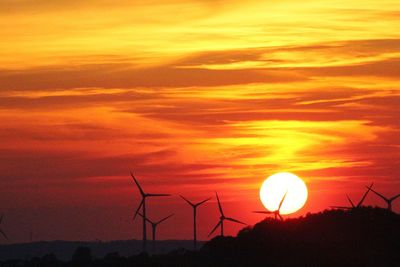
[{"left": 260, "top": 172, "right": 308, "bottom": 215}]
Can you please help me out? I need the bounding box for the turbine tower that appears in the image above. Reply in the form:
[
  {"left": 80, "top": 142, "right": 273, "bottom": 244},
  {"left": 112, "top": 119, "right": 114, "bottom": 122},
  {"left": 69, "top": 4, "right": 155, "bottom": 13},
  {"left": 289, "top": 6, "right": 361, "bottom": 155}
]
[
  {"left": 366, "top": 185, "right": 400, "bottom": 212},
  {"left": 0, "top": 214, "right": 8, "bottom": 240},
  {"left": 253, "top": 191, "right": 288, "bottom": 220},
  {"left": 138, "top": 213, "right": 174, "bottom": 253},
  {"left": 130, "top": 171, "right": 170, "bottom": 253},
  {"left": 331, "top": 182, "right": 374, "bottom": 210},
  {"left": 180, "top": 195, "right": 211, "bottom": 250},
  {"left": 209, "top": 192, "right": 245, "bottom": 237}
]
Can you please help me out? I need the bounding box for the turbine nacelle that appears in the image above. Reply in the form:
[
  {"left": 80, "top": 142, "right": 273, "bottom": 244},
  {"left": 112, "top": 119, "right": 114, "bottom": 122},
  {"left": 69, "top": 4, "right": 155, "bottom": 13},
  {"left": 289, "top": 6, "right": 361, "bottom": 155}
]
[
  {"left": 366, "top": 185, "right": 400, "bottom": 211},
  {"left": 180, "top": 195, "right": 211, "bottom": 208},
  {"left": 253, "top": 190, "right": 287, "bottom": 221},
  {"left": 130, "top": 171, "right": 170, "bottom": 253},
  {"left": 131, "top": 171, "right": 170, "bottom": 220},
  {"left": 209, "top": 192, "right": 245, "bottom": 237},
  {"left": 137, "top": 212, "right": 174, "bottom": 227},
  {"left": 180, "top": 195, "right": 210, "bottom": 250},
  {"left": 331, "top": 182, "right": 374, "bottom": 211}
]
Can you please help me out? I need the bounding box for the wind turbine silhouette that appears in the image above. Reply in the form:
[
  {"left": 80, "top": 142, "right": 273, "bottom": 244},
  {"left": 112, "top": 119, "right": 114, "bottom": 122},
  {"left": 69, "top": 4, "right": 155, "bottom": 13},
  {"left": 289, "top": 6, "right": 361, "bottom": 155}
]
[
  {"left": 137, "top": 213, "right": 174, "bottom": 253},
  {"left": 253, "top": 191, "right": 288, "bottom": 220},
  {"left": 0, "top": 214, "right": 8, "bottom": 240},
  {"left": 331, "top": 182, "right": 374, "bottom": 210},
  {"left": 180, "top": 195, "right": 211, "bottom": 250},
  {"left": 366, "top": 185, "right": 400, "bottom": 212},
  {"left": 208, "top": 192, "right": 245, "bottom": 237},
  {"left": 130, "top": 171, "right": 170, "bottom": 253}
]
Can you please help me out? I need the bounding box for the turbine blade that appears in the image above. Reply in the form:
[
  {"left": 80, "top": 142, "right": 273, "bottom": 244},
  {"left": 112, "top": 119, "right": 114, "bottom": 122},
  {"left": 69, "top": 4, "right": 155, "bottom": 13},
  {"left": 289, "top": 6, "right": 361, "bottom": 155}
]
[
  {"left": 278, "top": 191, "right": 288, "bottom": 211},
  {"left": 208, "top": 221, "right": 222, "bottom": 237},
  {"left": 147, "top": 193, "right": 170, "bottom": 197},
  {"left": 130, "top": 171, "right": 145, "bottom": 196},
  {"left": 357, "top": 183, "right": 373, "bottom": 207},
  {"left": 226, "top": 217, "right": 246, "bottom": 225},
  {"left": 136, "top": 212, "right": 153, "bottom": 224},
  {"left": 367, "top": 187, "right": 389, "bottom": 202},
  {"left": 156, "top": 214, "right": 174, "bottom": 225},
  {"left": 180, "top": 195, "right": 194, "bottom": 206},
  {"left": 390, "top": 193, "right": 400, "bottom": 201},
  {"left": 346, "top": 195, "right": 355, "bottom": 208},
  {"left": 0, "top": 229, "right": 8, "bottom": 240},
  {"left": 278, "top": 214, "right": 283, "bottom": 221},
  {"left": 196, "top": 197, "right": 211, "bottom": 207},
  {"left": 133, "top": 199, "right": 144, "bottom": 220},
  {"left": 215, "top": 192, "right": 224, "bottom": 216}
]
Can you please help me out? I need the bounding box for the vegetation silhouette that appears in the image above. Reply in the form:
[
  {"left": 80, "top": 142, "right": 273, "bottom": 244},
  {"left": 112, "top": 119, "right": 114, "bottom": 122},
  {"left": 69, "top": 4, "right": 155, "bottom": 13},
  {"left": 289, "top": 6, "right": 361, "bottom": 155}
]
[
  {"left": 0, "top": 240, "right": 200, "bottom": 261},
  {"left": 2, "top": 207, "right": 400, "bottom": 267},
  {"left": 203, "top": 207, "right": 400, "bottom": 267}
]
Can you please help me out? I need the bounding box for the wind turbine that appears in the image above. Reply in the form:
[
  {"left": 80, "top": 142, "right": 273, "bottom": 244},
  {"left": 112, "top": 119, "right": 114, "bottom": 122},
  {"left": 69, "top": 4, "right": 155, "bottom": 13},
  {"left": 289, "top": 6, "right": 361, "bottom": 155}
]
[
  {"left": 253, "top": 191, "right": 288, "bottom": 220},
  {"left": 0, "top": 214, "right": 8, "bottom": 240},
  {"left": 208, "top": 192, "right": 245, "bottom": 237},
  {"left": 180, "top": 195, "right": 211, "bottom": 250},
  {"left": 331, "top": 182, "right": 374, "bottom": 210},
  {"left": 130, "top": 171, "right": 170, "bottom": 253},
  {"left": 366, "top": 185, "right": 400, "bottom": 212},
  {"left": 138, "top": 213, "right": 174, "bottom": 253}
]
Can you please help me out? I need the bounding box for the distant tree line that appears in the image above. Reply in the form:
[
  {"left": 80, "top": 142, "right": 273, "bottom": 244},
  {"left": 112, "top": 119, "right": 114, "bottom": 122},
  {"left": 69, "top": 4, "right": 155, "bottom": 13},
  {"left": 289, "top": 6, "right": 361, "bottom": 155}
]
[{"left": 1, "top": 207, "right": 400, "bottom": 267}]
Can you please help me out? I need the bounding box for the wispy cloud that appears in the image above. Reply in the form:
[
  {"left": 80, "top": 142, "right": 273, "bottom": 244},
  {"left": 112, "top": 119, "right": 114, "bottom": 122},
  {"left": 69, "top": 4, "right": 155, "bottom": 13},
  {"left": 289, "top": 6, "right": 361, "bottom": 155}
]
[{"left": 1, "top": 0, "right": 400, "bottom": 241}]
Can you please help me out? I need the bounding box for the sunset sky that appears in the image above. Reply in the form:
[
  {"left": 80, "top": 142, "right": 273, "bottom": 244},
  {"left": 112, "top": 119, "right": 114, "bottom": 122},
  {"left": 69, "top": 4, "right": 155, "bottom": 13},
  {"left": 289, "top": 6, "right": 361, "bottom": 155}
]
[{"left": 1, "top": 0, "right": 400, "bottom": 243}]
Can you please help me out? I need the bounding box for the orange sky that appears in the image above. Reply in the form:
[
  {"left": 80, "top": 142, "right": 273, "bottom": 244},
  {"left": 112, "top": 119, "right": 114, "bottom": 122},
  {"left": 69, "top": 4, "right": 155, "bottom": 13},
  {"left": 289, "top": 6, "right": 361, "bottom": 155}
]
[{"left": 1, "top": 0, "right": 400, "bottom": 243}]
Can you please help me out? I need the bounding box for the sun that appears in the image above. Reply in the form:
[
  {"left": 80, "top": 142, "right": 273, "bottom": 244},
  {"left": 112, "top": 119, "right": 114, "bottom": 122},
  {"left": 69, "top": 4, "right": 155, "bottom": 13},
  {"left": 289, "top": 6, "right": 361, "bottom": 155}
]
[{"left": 260, "top": 172, "right": 308, "bottom": 215}]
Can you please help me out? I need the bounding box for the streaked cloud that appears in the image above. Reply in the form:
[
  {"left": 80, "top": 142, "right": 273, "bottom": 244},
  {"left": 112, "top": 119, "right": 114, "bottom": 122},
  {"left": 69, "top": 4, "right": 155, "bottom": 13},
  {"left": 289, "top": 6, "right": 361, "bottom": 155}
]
[{"left": 1, "top": 0, "right": 400, "bottom": 242}]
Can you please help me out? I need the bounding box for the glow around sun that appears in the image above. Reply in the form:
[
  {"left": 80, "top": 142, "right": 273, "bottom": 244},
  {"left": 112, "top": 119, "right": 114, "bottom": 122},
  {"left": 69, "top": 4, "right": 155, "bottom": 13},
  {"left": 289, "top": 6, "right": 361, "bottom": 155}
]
[{"left": 260, "top": 172, "right": 308, "bottom": 215}]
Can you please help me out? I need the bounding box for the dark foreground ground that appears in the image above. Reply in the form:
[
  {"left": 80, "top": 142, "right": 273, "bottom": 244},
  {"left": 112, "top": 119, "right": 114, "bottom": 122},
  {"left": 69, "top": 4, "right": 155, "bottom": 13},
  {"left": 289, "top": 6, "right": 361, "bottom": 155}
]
[
  {"left": 1, "top": 207, "right": 399, "bottom": 267},
  {"left": 0, "top": 240, "right": 203, "bottom": 261}
]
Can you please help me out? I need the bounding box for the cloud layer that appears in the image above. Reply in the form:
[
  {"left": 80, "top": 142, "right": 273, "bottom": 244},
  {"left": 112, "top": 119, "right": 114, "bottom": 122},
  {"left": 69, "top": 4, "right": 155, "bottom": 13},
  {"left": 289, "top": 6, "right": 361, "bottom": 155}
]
[{"left": 1, "top": 0, "right": 400, "bottom": 242}]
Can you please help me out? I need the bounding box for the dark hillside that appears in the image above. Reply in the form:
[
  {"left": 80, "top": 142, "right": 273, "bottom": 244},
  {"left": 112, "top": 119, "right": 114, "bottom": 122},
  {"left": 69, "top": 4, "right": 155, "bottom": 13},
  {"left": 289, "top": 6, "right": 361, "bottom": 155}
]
[
  {"left": 1, "top": 207, "right": 399, "bottom": 267},
  {"left": 202, "top": 207, "right": 400, "bottom": 267}
]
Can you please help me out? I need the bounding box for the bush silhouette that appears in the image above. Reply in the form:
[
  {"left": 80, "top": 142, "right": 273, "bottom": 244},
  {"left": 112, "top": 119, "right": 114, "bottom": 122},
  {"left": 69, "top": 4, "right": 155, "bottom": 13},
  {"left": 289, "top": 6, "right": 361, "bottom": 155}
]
[
  {"left": 1, "top": 207, "right": 399, "bottom": 267},
  {"left": 71, "top": 247, "right": 92, "bottom": 265}
]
